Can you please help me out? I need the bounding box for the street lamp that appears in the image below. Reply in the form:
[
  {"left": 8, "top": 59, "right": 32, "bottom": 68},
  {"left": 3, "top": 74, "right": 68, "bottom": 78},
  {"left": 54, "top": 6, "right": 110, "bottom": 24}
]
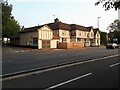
[{"left": 97, "top": 17, "right": 101, "bottom": 29}]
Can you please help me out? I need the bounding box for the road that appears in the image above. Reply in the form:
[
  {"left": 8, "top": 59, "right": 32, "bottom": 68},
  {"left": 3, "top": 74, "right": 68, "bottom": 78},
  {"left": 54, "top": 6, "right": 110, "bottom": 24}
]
[
  {"left": 2, "top": 52, "right": 120, "bottom": 88},
  {"left": 2, "top": 47, "right": 119, "bottom": 75}
]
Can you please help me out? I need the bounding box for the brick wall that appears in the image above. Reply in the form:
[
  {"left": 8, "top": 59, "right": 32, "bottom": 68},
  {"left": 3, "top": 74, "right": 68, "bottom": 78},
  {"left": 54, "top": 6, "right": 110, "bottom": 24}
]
[{"left": 58, "top": 42, "right": 84, "bottom": 49}]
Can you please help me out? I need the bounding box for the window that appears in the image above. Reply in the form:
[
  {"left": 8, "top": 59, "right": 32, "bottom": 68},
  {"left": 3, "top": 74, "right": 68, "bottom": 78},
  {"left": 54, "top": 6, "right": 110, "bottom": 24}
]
[
  {"left": 91, "top": 33, "right": 94, "bottom": 37},
  {"left": 84, "top": 32, "right": 86, "bottom": 37},
  {"left": 79, "top": 32, "right": 81, "bottom": 36},
  {"left": 77, "top": 38, "right": 81, "bottom": 42},
  {"left": 62, "top": 31, "right": 66, "bottom": 36},
  {"left": 71, "top": 31, "right": 76, "bottom": 36},
  {"left": 97, "top": 34, "right": 99, "bottom": 38},
  {"left": 33, "top": 38, "right": 38, "bottom": 45},
  {"left": 62, "top": 38, "right": 67, "bottom": 42},
  {"left": 87, "top": 33, "right": 89, "bottom": 37}
]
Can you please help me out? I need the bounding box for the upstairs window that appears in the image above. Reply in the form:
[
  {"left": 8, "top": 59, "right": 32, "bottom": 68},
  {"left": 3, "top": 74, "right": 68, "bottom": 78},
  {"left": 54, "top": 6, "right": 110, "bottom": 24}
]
[
  {"left": 62, "top": 31, "right": 66, "bottom": 36},
  {"left": 71, "top": 31, "right": 76, "bottom": 36},
  {"left": 79, "top": 32, "right": 81, "bottom": 36},
  {"left": 91, "top": 33, "right": 94, "bottom": 37}
]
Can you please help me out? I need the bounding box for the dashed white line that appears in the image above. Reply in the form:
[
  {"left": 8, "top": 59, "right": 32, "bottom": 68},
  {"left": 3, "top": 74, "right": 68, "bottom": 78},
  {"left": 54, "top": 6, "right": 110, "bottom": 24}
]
[
  {"left": 8, "top": 61, "right": 12, "bottom": 63},
  {"left": 14, "top": 51, "right": 19, "bottom": 53},
  {"left": 44, "top": 73, "right": 92, "bottom": 90},
  {"left": 21, "top": 50, "right": 25, "bottom": 52},
  {"left": 109, "top": 62, "right": 120, "bottom": 68},
  {"left": 25, "top": 50, "right": 29, "bottom": 52}
]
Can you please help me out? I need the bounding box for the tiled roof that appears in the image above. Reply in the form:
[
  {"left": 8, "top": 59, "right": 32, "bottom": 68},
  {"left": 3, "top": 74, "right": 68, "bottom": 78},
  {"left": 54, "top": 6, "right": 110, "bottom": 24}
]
[
  {"left": 70, "top": 24, "right": 90, "bottom": 31},
  {"left": 47, "top": 22, "right": 71, "bottom": 30},
  {"left": 20, "top": 19, "right": 94, "bottom": 33},
  {"left": 20, "top": 22, "right": 71, "bottom": 33},
  {"left": 86, "top": 26, "right": 93, "bottom": 30},
  {"left": 20, "top": 25, "right": 44, "bottom": 33}
]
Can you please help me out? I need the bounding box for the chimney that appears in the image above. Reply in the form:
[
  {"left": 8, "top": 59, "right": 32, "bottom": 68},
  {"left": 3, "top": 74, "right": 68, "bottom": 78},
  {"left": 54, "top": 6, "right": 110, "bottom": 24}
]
[{"left": 54, "top": 18, "right": 60, "bottom": 23}]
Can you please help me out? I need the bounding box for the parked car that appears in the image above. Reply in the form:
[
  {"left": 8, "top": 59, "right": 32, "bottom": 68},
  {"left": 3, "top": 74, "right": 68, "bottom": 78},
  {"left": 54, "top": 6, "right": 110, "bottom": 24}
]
[{"left": 106, "top": 43, "right": 119, "bottom": 49}]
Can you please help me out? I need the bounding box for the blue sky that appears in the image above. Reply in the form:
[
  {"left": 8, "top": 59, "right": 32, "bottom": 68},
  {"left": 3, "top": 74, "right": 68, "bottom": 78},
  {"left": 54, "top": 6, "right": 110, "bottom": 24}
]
[{"left": 8, "top": 0, "right": 118, "bottom": 32}]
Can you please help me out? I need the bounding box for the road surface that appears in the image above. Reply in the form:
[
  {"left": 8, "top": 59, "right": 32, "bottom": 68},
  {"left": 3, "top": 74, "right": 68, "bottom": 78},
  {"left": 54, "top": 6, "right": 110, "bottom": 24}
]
[
  {"left": 2, "top": 47, "right": 119, "bottom": 75},
  {"left": 2, "top": 53, "right": 120, "bottom": 88},
  {"left": 2, "top": 47, "right": 120, "bottom": 88}
]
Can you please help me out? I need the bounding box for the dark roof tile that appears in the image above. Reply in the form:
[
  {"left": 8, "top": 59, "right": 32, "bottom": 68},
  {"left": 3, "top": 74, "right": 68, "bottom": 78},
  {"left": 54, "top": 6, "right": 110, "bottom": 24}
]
[
  {"left": 70, "top": 24, "right": 90, "bottom": 31},
  {"left": 47, "top": 22, "right": 70, "bottom": 30},
  {"left": 20, "top": 21, "right": 94, "bottom": 33},
  {"left": 20, "top": 25, "right": 44, "bottom": 33}
]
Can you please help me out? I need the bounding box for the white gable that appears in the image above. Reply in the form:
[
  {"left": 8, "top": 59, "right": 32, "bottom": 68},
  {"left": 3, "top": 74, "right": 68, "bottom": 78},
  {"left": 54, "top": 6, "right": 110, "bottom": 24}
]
[
  {"left": 38, "top": 25, "right": 53, "bottom": 40},
  {"left": 38, "top": 25, "right": 52, "bottom": 32}
]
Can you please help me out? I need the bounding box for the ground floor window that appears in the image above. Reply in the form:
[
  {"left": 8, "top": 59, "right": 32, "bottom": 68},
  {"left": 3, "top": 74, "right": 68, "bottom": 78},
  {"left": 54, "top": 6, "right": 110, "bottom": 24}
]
[
  {"left": 33, "top": 38, "right": 38, "bottom": 45},
  {"left": 77, "top": 38, "right": 81, "bottom": 42},
  {"left": 97, "top": 40, "right": 99, "bottom": 44},
  {"left": 62, "top": 38, "right": 67, "bottom": 42},
  {"left": 85, "top": 39, "right": 89, "bottom": 43},
  {"left": 90, "top": 39, "right": 94, "bottom": 43},
  {"left": 81, "top": 39, "right": 85, "bottom": 43},
  {"left": 42, "top": 40, "right": 50, "bottom": 48}
]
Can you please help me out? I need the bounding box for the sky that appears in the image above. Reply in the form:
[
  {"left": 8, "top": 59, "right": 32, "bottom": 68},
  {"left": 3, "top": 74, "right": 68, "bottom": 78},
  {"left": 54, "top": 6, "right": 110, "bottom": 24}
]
[{"left": 8, "top": 0, "right": 118, "bottom": 33}]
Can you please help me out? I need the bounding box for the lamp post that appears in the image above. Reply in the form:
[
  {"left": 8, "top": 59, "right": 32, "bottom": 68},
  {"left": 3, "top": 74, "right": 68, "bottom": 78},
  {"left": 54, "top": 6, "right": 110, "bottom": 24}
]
[
  {"left": 97, "top": 17, "right": 101, "bottom": 29},
  {"left": 97, "top": 17, "right": 101, "bottom": 46}
]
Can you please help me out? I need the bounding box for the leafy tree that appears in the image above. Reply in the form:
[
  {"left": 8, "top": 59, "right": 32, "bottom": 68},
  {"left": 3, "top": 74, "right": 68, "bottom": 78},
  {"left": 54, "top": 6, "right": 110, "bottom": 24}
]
[
  {"left": 2, "top": 0, "right": 20, "bottom": 39},
  {"left": 107, "top": 19, "right": 120, "bottom": 43},
  {"left": 95, "top": 0, "right": 120, "bottom": 10},
  {"left": 100, "top": 31, "right": 108, "bottom": 45},
  {"left": 107, "top": 19, "right": 120, "bottom": 32}
]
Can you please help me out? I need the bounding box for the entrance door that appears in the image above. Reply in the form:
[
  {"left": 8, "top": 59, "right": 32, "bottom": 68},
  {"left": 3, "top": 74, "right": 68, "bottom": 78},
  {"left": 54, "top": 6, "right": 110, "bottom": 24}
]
[{"left": 42, "top": 40, "right": 50, "bottom": 48}]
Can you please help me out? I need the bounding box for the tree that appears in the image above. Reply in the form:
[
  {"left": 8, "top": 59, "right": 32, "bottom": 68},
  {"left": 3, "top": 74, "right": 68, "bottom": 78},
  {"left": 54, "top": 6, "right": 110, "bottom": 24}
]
[
  {"left": 100, "top": 31, "right": 108, "bottom": 45},
  {"left": 95, "top": 0, "right": 120, "bottom": 10},
  {"left": 2, "top": 0, "right": 20, "bottom": 39},
  {"left": 107, "top": 19, "right": 120, "bottom": 32},
  {"left": 107, "top": 19, "right": 120, "bottom": 43}
]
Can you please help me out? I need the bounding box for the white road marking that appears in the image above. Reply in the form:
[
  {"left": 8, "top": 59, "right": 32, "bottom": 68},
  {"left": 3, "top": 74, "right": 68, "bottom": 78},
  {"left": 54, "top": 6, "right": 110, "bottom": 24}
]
[
  {"left": 21, "top": 50, "right": 25, "bottom": 52},
  {"left": 25, "top": 50, "right": 29, "bottom": 52},
  {"left": 12, "top": 50, "right": 31, "bottom": 53},
  {"left": 2, "top": 54, "right": 120, "bottom": 81},
  {"left": 8, "top": 61, "right": 12, "bottom": 63},
  {"left": 109, "top": 62, "right": 120, "bottom": 68},
  {"left": 44, "top": 73, "right": 92, "bottom": 90},
  {"left": 14, "top": 51, "right": 19, "bottom": 53},
  {"left": 58, "top": 54, "right": 66, "bottom": 56}
]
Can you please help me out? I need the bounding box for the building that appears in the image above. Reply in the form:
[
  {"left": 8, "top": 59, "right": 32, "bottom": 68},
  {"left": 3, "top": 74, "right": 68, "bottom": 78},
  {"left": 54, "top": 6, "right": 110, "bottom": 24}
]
[{"left": 10, "top": 18, "right": 100, "bottom": 49}]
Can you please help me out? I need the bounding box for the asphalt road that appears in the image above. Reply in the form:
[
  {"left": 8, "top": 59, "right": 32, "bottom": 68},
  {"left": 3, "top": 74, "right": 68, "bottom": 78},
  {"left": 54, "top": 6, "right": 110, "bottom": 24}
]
[
  {"left": 2, "top": 53, "right": 120, "bottom": 88},
  {"left": 2, "top": 47, "right": 119, "bottom": 75}
]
